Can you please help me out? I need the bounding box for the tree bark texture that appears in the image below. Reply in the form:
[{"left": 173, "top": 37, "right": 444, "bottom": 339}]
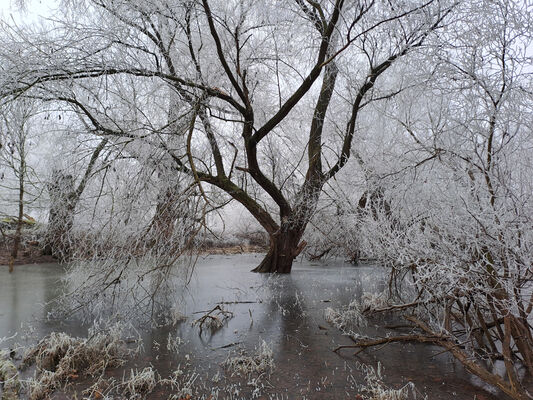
[
  {"left": 252, "top": 228, "right": 307, "bottom": 273},
  {"left": 43, "top": 171, "right": 75, "bottom": 260}
]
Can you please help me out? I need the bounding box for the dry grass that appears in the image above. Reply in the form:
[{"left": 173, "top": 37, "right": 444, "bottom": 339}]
[
  {"left": 22, "top": 325, "right": 141, "bottom": 400},
  {"left": 223, "top": 340, "right": 274, "bottom": 377},
  {"left": 0, "top": 350, "right": 20, "bottom": 400},
  {"left": 121, "top": 367, "right": 158, "bottom": 399},
  {"left": 325, "top": 300, "right": 367, "bottom": 333},
  {"left": 357, "top": 363, "right": 423, "bottom": 400}
]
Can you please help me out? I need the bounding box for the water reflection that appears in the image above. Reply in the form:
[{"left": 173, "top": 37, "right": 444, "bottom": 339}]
[{"left": 0, "top": 255, "right": 502, "bottom": 399}]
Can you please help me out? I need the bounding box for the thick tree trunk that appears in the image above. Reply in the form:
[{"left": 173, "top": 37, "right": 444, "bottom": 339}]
[
  {"left": 145, "top": 184, "right": 195, "bottom": 255},
  {"left": 43, "top": 171, "right": 76, "bottom": 260},
  {"left": 150, "top": 186, "right": 182, "bottom": 242},
  {"left": 44, "top": 203, "right": 75, "bottom": 260},
  {"left": 252, "top": 229, "right": 307, "bottom": 273}
]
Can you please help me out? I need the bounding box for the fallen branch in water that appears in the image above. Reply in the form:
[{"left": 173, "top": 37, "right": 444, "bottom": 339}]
[
  {"left": 193, "top": 305, "right": 233, "bottom": 336},
  {"left": 404, "top": 315, "right": 531, "bottom": 400},
  {"left": 217, "top": 341, "right": 242, "bottom": 349},
  {"left": 333, "top": 333, "right": 444, "bottom": 356},
  {"left": 333, "top": 313, "right": 532, "bottom": 400}
]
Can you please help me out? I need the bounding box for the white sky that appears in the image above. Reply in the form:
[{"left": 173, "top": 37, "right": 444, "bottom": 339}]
[{"left": 0, "top": 0, "right": 57, "bottom": 23}]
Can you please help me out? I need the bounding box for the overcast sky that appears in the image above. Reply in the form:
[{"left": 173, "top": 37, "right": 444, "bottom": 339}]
[{"left": 0, "top": 0, "right": 57, "bottom": 23}]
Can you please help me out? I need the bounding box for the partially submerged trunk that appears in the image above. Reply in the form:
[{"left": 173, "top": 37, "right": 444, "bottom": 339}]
[{"left": 252, "top": 228, "right": 307, "bottom": 273}]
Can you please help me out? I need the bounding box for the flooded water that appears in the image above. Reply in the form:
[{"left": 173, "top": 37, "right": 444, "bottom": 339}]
[{"left": 1, "top": 254, "right": 503, "bottom": 399}]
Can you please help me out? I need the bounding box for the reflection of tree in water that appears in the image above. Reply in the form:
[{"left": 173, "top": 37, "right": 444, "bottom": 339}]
[{"left": 247, "top": 272, "right": 350, "bottom": 398}]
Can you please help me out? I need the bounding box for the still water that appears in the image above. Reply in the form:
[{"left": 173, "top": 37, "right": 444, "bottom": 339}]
[{"left": 1, "top": 254, "right": 502, "bottom": 399}]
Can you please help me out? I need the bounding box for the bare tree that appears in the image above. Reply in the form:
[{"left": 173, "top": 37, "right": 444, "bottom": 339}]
[
  {"left": 0, "top": 100, "right": 35, "bottom": 272},
  {"left": 1, "top": 0, "right": 455, "bottom": 272}
]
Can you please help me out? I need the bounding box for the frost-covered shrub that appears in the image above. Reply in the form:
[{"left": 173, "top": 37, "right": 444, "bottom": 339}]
[
  {"left": 360, "top": 291, "right": 390, "bottom": 312},
  {"left": 358, "top": 363, "right": 420, "bottom": 400},
  {"left": 325, "top": 301, "right": 367, "bottom": 333},
  {"left": 223, "top": 340, "right": 274, "bottom": 377},
  {"left": 121, "top": 367, "right": 157, "bottom": 399},
  {"left": 0, "top": 349, "right": 20, "bottom": 400},
  {"left": 23, "top": 324, "right": 141, "bottom": 400}
]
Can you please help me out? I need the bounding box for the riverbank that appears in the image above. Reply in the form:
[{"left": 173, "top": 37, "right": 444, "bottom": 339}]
[
  {"left": 0, "top": 238, "right": 267, "bottom": 267},
  {"left": 0, "top": 240, "right": 56, "bottom": 266}
]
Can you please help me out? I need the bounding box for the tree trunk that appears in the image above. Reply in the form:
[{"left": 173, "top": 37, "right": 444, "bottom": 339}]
[
  {"left": 44, "top": 140, "right": 108, "bottom": 260},
  {"left": 9, "top": 149, "right": 25, "bottom": 273},
  {"left": 252, "top": 229, "right": 307, "bottom": 273},
  {"left": 43, "top": 171, "right": 76, "bottom": 260},
  {"left": 150, "top": 185, "right": 183, "bottom": 241},
  {"left": 44, "top": 203, "right": 75, "bottom": 259},
  {"left": 144, "top": 184, "right": 195, "bottom": 255}
]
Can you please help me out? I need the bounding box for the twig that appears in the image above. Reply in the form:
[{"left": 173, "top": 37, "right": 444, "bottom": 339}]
[
  {"left": 333, "top": 334, "right": 442, "bottom": 355},
  {"left": 193, "top": 305, "right": 233, "bottom": 336},
  {"left": 217, "top": 341, "right": 242, "bottom": 349}
]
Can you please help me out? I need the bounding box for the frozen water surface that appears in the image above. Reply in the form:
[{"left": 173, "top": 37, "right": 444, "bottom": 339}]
[{"left": 0, "top": 254, "right": 503, "bottom": 399}]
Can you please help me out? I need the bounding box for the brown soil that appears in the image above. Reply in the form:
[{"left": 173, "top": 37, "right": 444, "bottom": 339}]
[
  {"left": 0, "top": 240, "right": 266, "bottom": 267},
  {"left": 0, "top": 240, "right": 57, "bottom": 266},
  {"left": 198, "top": 244, "right": 267, "bottom": 255}
]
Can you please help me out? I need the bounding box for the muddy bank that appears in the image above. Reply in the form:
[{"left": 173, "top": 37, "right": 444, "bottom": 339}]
[
  {"left": 0, "top": 231, "right": 266, "bottom": 267},
  {"left": 0, "top": 240, "right": 56, "bottom": 267}
]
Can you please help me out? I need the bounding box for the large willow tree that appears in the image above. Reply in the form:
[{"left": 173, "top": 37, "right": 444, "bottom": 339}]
[{"left": 1, "top": 0, "right": 454, "bottom": 272}]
